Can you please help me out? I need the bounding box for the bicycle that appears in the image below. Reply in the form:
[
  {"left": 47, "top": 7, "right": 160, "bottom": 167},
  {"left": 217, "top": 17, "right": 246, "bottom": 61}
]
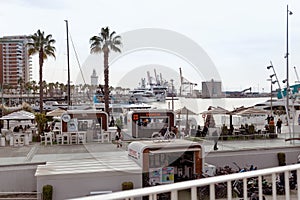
[{"left": 151, "top": 128, "right": 176, "bottom": 142}]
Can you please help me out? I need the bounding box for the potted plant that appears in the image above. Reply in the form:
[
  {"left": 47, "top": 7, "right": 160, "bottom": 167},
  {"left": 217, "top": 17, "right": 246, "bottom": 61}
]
[
  {"left": 35, "top": 113, "right": 47, "bottom": 137},
  {"left": 122, "top": 181, "right": 133, "bottom": 190}
]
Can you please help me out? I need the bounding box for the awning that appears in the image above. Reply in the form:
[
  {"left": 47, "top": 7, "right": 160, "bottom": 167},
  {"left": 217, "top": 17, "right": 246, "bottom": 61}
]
[
  {"left": 0, "top": 110, "right": 35, "bottom": 120},
  {"left": 149, "top": 148, "right": 201, "bottom": 154}
]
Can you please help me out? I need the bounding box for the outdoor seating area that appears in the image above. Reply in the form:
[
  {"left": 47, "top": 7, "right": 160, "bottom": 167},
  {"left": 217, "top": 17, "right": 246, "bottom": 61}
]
[
  {"left": 0, "top": 127, "right": 34, "bottom": 147},
  {"left": 39, "top": 131, "right": 88, "bottom": 145},
  {"left": 218, "top": 123, "right": 276, "bottom": 140}
]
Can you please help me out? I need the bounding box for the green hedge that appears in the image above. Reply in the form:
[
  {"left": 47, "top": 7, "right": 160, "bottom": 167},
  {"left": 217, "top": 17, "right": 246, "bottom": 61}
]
[{"left": 42, "top": 185, "right": 53, "bottom": 200}]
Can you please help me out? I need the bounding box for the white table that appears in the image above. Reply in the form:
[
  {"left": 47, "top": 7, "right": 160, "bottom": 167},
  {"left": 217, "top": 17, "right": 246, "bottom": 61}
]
[{"left": 13, "top": 132, "right": 29, "bottom": 146}]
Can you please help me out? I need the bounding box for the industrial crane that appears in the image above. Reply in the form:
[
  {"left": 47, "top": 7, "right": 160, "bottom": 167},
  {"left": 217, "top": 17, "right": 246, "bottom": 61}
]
[{"left": 294, "top": 66, "right": 300, "bottom": 83}]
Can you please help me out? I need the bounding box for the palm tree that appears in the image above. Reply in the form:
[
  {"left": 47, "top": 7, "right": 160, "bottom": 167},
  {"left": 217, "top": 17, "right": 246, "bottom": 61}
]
[
  {"left": 90, "top": 27, "right": 122, "bottom": 116},
  {"left": 27, "top": 30, "right": 56, "bottom": 113}
]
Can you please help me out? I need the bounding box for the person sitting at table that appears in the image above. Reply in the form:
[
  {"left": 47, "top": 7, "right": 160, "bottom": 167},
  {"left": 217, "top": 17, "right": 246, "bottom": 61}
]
[
  {"left": 19, "top": 125, "right": 24, "bottom": 132},
  {"left": 196, "top": 125, "right": 201, "bottom": 137},
  {"left": 13, "top": 126, "right": 19, "bottom": 132}
]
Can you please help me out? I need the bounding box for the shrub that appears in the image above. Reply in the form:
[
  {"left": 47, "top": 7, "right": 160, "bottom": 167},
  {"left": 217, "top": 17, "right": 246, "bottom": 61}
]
[
  {"left": 122, "top": 182, "right": 133, "bottom": 190},
  {"left": 42, "top": 185, "right": 53, "bottom": 200}
]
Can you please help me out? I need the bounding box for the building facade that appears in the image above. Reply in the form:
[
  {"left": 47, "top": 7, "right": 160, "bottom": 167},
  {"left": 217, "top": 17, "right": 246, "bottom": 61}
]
[
  {"left": 90, "top": 69, "right": 98, "bottom": 86},
  {"left": 201, "top": 79, "right": 223, "bottom": 98},
  {"left": 0, "top": 35, "right": 32, "bottom": 90}
]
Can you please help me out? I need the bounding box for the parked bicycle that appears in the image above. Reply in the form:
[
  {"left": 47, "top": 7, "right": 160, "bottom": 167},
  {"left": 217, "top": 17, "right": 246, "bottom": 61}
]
[{"left": 151, "top": 128, "right": 176, "bottom": 142}]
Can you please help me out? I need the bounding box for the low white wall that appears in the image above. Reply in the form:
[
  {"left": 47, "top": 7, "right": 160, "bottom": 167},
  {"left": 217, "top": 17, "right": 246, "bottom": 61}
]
[
  {"left": 37, "top": 171, "right": 142, "bottom": 200},
  {"left": 0, "top": 164, "right": 38, "bottom": 192},
  {"left": 206, "top": 147, "right": 300, "bottom": 170}
]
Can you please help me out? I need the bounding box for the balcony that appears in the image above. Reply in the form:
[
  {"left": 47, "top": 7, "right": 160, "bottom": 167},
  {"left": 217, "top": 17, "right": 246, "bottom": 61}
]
[{"left": 73, "top": 164, "right": 300, "bottom": 200}]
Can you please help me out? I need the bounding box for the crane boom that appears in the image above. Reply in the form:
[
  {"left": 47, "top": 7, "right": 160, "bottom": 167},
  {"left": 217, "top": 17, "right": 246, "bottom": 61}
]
[{"left": 294, "top": 66, "right": 300, "bottom": 83}]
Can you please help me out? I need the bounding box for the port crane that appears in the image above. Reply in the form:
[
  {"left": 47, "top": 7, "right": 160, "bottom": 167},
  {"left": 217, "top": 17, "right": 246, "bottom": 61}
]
[
  {"left": 241, "top": 87, "right": 252, "bottom": 94},
  {"left": 294, "top": 66, "right": 300, "bottom": 83},
  {"left": 179, "top": 67, "right": 197, "bottom": 96}
]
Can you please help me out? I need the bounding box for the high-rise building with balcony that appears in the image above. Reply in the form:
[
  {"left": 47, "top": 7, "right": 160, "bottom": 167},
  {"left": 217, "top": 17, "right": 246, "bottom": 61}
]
[{"left": 0, "top": 35, "right": 32, "bottom": 90}]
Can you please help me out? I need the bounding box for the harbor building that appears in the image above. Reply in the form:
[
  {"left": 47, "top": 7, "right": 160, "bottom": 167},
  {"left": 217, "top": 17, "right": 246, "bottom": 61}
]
[
  {"left": 201, "top": 79, "right": 223, "bottom": 98},
  {"left": 0, "top": 35, "right": 32, "bottom": 89}
]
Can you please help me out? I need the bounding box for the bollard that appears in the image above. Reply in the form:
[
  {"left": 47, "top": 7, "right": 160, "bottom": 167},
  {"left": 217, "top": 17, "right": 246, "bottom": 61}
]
[
  {"left": 24, "top": 135, "right": 29, "bottom": 145},
  {"left": 9, "top": 136, "right": 13, "bottom": 146},
  {"left": 0, "top": 137, "right": 5, "bottom": 147}
]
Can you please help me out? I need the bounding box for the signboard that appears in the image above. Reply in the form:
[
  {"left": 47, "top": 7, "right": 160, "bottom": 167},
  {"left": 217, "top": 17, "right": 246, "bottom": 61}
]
[
  {"left": 62, "top": 114, "right": 71, "bottom": 122},
  {"left": 67, "top": 118, "right": 78, "bottom": 132},
  {"left": 162, "top": 167, "right": 174, "bottom": 183},
  {"left": 149, "top": 166, "right": 174, "bottom": 185},
  {"left": 149, "top": 168, "right": 161, "bottom": 186}
]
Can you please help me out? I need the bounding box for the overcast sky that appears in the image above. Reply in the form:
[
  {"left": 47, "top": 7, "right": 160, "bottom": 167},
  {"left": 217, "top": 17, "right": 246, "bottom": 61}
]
[{"left": 1, "top": 0, "right": 299, "bottom": 92}]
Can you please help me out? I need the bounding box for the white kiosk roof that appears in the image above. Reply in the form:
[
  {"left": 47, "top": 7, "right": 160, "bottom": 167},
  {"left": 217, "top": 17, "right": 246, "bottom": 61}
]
[
  {"left": 35, "top": 152, "right": 141, "bottom": 177},
  {"left": 128, "top": 140, "right": 202, "bottom": 154}
]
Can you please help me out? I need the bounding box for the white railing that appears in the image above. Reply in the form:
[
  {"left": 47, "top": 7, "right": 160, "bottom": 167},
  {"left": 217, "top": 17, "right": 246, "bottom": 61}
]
[{"left": 71, "top": 164, "right": 300, "bottom": 200}]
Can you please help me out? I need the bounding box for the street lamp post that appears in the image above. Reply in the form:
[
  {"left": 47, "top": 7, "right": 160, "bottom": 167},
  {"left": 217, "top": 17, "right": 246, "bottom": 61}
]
[
  {"left": 65, "top": 20, "right": 71, "bottom": 107},
  {"left": 285, "top": 4, "right": 293, "bottom": 121},
  {"left": 170, "top": 79, "right": 174, "bottom": 111},
  {"left": 267, "top": 78, "right": 273, "bottom": 115}
]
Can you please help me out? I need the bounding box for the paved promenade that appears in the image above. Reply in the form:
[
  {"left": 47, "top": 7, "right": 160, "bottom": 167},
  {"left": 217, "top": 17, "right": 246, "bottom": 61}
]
[{"left": 0, "top": 128, "right": 299, "bottom": 166}]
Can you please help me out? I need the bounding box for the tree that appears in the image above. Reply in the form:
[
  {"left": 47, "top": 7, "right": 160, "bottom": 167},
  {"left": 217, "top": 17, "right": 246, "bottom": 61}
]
[
  {"left": 90, "top": 27, "right": 122, "bottom": 116},
  {"left": 18, "top": 77, "right": 24, "bottom": 96},
  {"left": 27, "top": 30, "right": 56, "bottom": 113}
]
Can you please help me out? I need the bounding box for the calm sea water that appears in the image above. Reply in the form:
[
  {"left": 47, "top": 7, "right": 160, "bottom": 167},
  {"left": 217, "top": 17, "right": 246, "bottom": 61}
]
[{"left": 149, "top": 97, "right": 270, "bottom": 128}]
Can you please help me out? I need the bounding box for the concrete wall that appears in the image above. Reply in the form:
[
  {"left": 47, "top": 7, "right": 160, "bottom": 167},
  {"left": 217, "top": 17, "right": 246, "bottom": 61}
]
[
  {"left": 0, "top": 164, "right": 38, "bottom": 192},
  {"left": 205, "top": 147, "right": 300, "bottom": 170},
  {"left": 37, "top": 171, "right": 142, "bottom": 200}
]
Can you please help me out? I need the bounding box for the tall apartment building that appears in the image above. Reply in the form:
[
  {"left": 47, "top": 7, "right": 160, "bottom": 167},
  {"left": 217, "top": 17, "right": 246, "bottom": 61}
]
[{"left": 0, "top": 35, "right": 32, "bottom": 89}]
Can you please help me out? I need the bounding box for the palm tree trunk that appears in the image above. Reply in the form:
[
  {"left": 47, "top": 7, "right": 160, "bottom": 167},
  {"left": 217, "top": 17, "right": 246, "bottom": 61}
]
[
  {"left": 39, "top": 50, "right": 44, "bottom": 113},
  {"left": 104, "top": 51, "right": 109, "bottom": 116}
]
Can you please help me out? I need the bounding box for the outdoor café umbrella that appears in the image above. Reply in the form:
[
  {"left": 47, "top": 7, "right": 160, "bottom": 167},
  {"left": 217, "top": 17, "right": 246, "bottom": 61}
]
[
  {"left": 233, "top": 107, "right": 269, "bottom": 116},
  {"left": 232, "top": 107, "right": 269, "bottom": 128},
  {"left": 175, "top": 106, "right": 197, "bottom": 132},
  {"left": 0, "top": 110, "right": 35, "bottom": 129},
  {"left": 200, "top": 106, "right": 229, "bottom": 115}
]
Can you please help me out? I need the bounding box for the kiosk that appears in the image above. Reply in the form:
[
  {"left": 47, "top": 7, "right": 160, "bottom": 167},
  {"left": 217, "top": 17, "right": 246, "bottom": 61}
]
[
  {"left": 127, "top": 140, "right": 204, "bottom": 187},
  {"left": 126, "top": 109, "right": 175, "bottom": 138},
  {"left": 61, "top": 110, "right": 108, "bottom": 142}
]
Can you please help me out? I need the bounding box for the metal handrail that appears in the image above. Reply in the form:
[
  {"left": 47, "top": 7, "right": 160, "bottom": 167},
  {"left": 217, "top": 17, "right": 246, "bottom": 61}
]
[
  {"left": 0, "top": 191, "right": 41, "bottom": 200},
  {"left": 70, "top": 163, "right": 300, "bottom": 200}
]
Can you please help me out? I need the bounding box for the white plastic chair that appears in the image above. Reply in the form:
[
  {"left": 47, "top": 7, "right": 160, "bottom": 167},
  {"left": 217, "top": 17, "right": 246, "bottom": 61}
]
[
  {"left": 56, "top": 134, "right": 63, "bottom": 144},
  {"left": 62, "top": 132, "right": 70, "bottom": 144},
  {"left": 70, "top": 132, "right": 78, "bottom": 144},
  {"left": 77, "top": 132, "right": 86, "bottom": 144},
  {"left": 44, "top": 132, "right": 53, "bottom": 145},
  {"left": 102, "top": 132, "right": 110, "bottom": 143}
]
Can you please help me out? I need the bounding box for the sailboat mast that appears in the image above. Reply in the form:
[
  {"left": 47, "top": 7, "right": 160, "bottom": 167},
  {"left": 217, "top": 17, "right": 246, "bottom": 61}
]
[{"left": 65, "top": 20, "right": 71, "bottom": 106}]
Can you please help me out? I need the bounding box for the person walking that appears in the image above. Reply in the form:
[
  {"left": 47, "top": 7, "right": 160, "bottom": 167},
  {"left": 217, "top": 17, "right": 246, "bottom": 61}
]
[
  {"left": 115, "top": 127, "right": 123, "bottom": 148},
  {"left": 212, "top": 130, "right": 219, "bottom": 150},
  {"left": 276, "top": 118, "right": 282, "bottom": 134}
]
